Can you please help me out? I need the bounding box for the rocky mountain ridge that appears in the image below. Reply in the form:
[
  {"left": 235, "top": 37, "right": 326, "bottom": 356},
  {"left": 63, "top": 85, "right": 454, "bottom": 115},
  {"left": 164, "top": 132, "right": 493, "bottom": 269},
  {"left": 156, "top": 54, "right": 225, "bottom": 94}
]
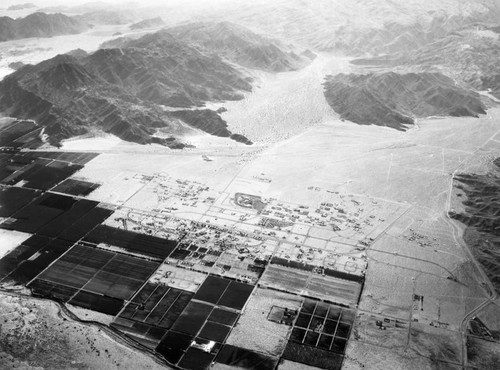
[
  {"left": 0, "top": 29, "right": 257, "bottom": 147},
  {"left": 0, "top": 12, "right": 89, "bottom": 42},
  {"left": 323, "top": 72, "right": 486, "bottom": 130}
]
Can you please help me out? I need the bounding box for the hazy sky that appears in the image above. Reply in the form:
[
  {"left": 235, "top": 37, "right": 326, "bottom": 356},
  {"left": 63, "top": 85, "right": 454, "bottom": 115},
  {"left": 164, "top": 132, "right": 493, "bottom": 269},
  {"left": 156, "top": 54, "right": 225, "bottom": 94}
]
[{"left": 3, "top": 0, "right": 229, "bottom": 7}]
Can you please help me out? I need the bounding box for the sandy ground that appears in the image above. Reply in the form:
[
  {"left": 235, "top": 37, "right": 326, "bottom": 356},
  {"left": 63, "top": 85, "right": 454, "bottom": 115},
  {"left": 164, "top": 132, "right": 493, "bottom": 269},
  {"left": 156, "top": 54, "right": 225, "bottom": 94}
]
[
  {"left": 220, "top": 53, "right": 349, "bottom": 143},
  {"left": 0, "top": 292, "right": 168, "bottom": 370},
  {"left": 0, "top": 230, "right": 31, "bottom": 259}
]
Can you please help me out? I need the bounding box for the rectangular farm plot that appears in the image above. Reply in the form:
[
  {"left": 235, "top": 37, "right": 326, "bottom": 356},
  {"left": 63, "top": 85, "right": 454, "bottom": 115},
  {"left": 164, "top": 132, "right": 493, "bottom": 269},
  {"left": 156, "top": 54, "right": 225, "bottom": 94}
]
[
  {"left": 260, "top": 264, "right": 361, "bottom": 307},
  {"left": 260, "top": 265, "right": 309, "bottom": 294},
  {"left": 21, "top": 160, "right": 83, "bottom": 191},
  {"left": 84, "top": 225, "right": 179, "bottom": 260},
  {"left": 69, "top": 290, "right": 124, "bottom": 316},
  {"left": 156, "top": 331, "right": 194, "bottom": 365},
  {"left": 29, "top": 279, "right": 79, "bottom": 302},
  {"left": 282, "top": 342, "right": 343, "bottom": 370},
  {"left": 281, "top": 298, "right": 354, "bottom": 369},
  {"left": 217, "top": 281, "right": 254, "bottom": 310},
  {"left": 118, "top": 282, "right": 194, "bottom": 329},
  {"left": 36, "top": 244, "right": 114, "bottom": 288},
  {"left": 305, "top": 275, "right": 361, "bottom": 307},
  {"left": 0, "top": 120, "right": 41, "bottom": 148},
  {"left": 193, "top": 275, "right": 254, "bottom": 310},
  {"left": 111, "top": 317, "right": 169, "bottom": 349},
  {"left": 171, "top": 301, "right": 214, "bottom": 336},
  {"left": 82, "top": 254, "right": 159, "bottom": 300},
  {"left": 57, "top": 207, "right": 113, "bottom": 243},
  {"left": 52, "top": 178, "right": 100, "bottom": 196},
  {"left": 29, "top": 244, "right": 160, "bottom": 314},
  {"left": 215, "top": 344, "right": 278, "bottom": 370},
  {"left": 0, "top": 187, "right": 41, "bottom": 218},
  {"left": 1, "top": 193, "right": 76, "bottom": 233},
  {"left": 36, "top": 199, "right": 99, "bottom": 238},
  {"left": 193, "top": 275, "right": 230, "bottom": 304},
  {"left": 3, "top": 237, "right": 73, "bottom": 285}
]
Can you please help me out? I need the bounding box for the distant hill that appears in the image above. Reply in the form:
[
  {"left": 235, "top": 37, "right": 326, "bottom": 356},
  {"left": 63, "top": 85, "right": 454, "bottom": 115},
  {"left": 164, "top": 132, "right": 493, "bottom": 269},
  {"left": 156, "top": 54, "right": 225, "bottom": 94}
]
[
  {"left": 349, "top": 25, "right": 500, "bottom": 100},
  {"left": 130, "top": 17, "right": 164, "bottom": 30},
  {"left": 0, "top": 30, "right": 253, "bottom": 147},
  {"left": 167, "top": 21, "right": 315, "bottom": 72},
  {"left": 323, "top": 72, "right": 486, "bottom": 130},
  {"left": 0, "top": 12, "right": 89, "bottom": 42},
  {"left": 74, "top": 9, "right": 140, "bottom": 26},
  {"left": 7, "top": 3, "right": 36, "bottom": 11}
]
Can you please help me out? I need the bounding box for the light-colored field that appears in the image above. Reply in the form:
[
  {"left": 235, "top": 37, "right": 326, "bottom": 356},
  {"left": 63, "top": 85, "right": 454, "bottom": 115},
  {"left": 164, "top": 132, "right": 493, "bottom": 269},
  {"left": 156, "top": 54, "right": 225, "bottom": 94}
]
[
  {"left": 0, "top": 230, "right": 31, "bottom": 258},
  {"left": 278, "top": 359, "right": 321, "bottom": 370},
  {"left": 149, "top": 264, "right": 207, "bottom": 292},
  {"left": 225, "top": 287, "right": 302, "bottom": 357}
]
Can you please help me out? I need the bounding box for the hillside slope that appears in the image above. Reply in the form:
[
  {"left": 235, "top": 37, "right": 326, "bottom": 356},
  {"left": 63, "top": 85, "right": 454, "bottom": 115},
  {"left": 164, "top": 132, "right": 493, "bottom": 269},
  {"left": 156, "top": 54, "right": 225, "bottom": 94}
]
[
  {"left": 167, "top": 21, "right": 315, "bottom": 72},
  {"left": 0, "top": 30, "right": 253, "bottom": 147},
  {"left": 323, "top": 72, "right": 486, "bottom": 130},
  {"left": 0, "top": 12, "right": 89, "bottom": 42}
]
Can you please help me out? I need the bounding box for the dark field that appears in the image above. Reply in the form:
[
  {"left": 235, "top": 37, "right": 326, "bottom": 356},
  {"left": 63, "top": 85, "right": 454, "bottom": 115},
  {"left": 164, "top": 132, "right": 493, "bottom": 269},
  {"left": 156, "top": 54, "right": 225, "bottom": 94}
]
[
  {"left": 178, "top": 347, "right": 216, "bottom": 370},
  {"left": 57, "top": 207, "right": 113, "bottom": 242},
  {"left": 52, "top": 178, "right": 100, "bottom": 196},
  {"left": 198, "top": 321, "right": 231, "bottom": 342},
  {"left": 208, "top": 307, "right": 239, "bottom": 326},
  {"left": 292, "top": 299, "right": 353, "bottom": 344},
  {"left": 29, "top": 279, "right": 79, "bottom": 302},
  {"left": 69, "top": 290, "right": 124, "bottom": 315},
  {"left": 0, "top": 153, "right": 32, "bottom": 182},
  {"left": 36, "top": 245, "right": 115, "bottom": 289},
  {"left": 0, "top": 120, "right": 42, "bottom": 148},
  {"left": 193, "top": 275, "right": 254, "bottom": 310},
  {"left": 36, "top": 199, "right": 99, "bottom": 238},
  {"left": 1, "top": 189, "right": 112, "bottom": 244},
  {"left": 279, "top": 298, "right": 353, "bottom": 368},
  {"left": 151, "top": 281, "right": 248, "bottom": 367},
  {"left": 111, "top": 318, "right": 169, "bottom": 349},
  {"left": 215, "top": 344, "right": 277, "bottom": 370},
  {"left": 282, "top": 341, "right": 343, "bottom": 370},
  {"left": 0, "top": 187, "right": 41, "bottom": 218},
  {"left": 193, "top": 275, "right": 230, "bottom": 304},
  {"left": 84, "top": 225, "right": 179, "bottom": 260},
  {"left": 171, "top": 301, "right": 214, "bottom": 336},
  {"left": 119, "top": 283, "right": 193, "bottom": 329},
  {"left": 0, "top": 192, "right": 75, "bottom": 233},
  {"left": 156, "top": 331, "right": 194, "bottom": 364},
  {"left": 28, "top": 244, "right": 160, "bottom": 315},
  {"left": 1, "top": 236, "right": 73, "bottom": 285},
  {"left": 21, "top": 161, "right": 83, "bottom": 191},
  {"left": 1, "top": 157, "right": 51, "bottom": 185},
  {"left": 0, "top": 155, "right": 83, "bottom": 190}
]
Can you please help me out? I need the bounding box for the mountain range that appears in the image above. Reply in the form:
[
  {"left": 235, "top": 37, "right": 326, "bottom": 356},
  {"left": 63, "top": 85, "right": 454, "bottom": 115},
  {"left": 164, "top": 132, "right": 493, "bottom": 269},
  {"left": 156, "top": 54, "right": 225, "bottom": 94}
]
[
  {"left": 0, "top": 12, "right": 89, "bottom": 42},
  {"left": 130, "top": 17, "right": 165, "bottom": 30},
  {"left": 167, "top": 22, "right": 315, "bottom": 73},
  {"left": 323, "top": 72, "right": 486, "bottom": 130},
  {"left": 0, "top": 22, "right": 314, "bottom": 147}
]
